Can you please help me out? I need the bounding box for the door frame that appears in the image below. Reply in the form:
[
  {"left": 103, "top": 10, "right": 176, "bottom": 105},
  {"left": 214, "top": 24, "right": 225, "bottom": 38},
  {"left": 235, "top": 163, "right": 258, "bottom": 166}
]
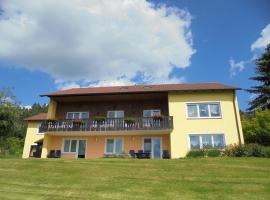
[
  {"left": 76, "top": 139, "right": 87, "bottom": 159},
  {"left": 61, "top": 138, "right": 88, "bottom": 159},
  {"left": 142, "top": 137, "right": 162, "bottom": 159}
]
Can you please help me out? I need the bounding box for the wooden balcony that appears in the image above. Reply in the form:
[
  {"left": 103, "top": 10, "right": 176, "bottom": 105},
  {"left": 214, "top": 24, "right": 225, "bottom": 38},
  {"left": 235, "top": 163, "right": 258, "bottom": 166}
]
[{"left": 40, "top": 116, "right": 173, "bottom": 133}]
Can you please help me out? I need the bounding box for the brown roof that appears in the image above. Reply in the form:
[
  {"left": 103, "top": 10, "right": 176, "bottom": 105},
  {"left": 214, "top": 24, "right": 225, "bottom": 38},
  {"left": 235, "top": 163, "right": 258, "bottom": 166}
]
[
  {"left": 25, "top": 113, "right": 47, "bottom": 121},
  {"left": 41, "top": 83, "right": 240, "bottom": 97}
]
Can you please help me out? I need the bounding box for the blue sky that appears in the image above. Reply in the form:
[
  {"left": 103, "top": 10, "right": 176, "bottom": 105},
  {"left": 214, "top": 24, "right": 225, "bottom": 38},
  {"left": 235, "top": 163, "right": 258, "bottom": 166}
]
[{"left": 0, "top": 0, "right": 269, "bottom": 110}]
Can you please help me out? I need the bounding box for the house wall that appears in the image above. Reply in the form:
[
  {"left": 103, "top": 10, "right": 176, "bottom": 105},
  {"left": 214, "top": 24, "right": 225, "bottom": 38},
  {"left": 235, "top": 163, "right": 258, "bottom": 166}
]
[
  {"left": 168, "top": 90, "right": 244, "bottom": 158},
  {"left": 22, "top": 122, "right": 44, "bottom": 158},
  {"left": 41, "top": 134, "right": 170, "bottom": 159},
  {"left": 55, "top": 99, "right": 168, "bottom": 119}
]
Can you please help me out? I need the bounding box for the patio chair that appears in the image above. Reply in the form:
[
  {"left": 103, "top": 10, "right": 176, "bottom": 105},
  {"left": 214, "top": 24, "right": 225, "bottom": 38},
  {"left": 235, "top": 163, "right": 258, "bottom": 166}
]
[
  {"left": 55, "top": 150, "right": 61, "bottom": 158},
  {"left": 129, "top": 150, "right": 136, "bottom": 158},
  {"left": 162, "top": 150, "right": 170, "bottom": 159},
  {"left": 145, "top": 150, "right": 151, "bottom": 159},
  {"left": 137, "top": 150, "right": 143, "bottom": 159},
  {"left": 47, "top": 150, "right": 55, "bottom": 158}
]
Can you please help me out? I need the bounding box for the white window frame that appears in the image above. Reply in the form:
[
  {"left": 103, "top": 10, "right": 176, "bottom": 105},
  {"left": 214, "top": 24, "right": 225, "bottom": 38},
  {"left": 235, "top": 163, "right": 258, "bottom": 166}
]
[
  {"left": 62, "top": 138, "right": 88, "bottom": 158},
  {"left": 104, "top": 138, "right": 124, "bottom": 154},
  {"left": 186, "top": 102, "right": 222, "bottom": 119},
  {"left": 66, "top": 112, "right": 89, "bottom": 119},
  {"left": 143, "top": 109, "right": 161, "bottom": 117},
  {"left": 36, "top": 123, "right": 44, "bottom": 135},
  {"left": 107, "top": 111, "right": 124, "bottom": 118},
  {"left": 188, "top": 133, "right": 225, "bottom": 150}
]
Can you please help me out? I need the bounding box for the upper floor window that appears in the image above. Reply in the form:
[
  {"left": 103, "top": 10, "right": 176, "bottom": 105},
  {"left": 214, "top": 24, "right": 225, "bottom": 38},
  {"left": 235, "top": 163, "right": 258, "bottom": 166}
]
[
  {"left": 187, "top": 103, "right": 221, "bottom": 118},
  {"left": 143, "top": 110, "right": 161, "bottom": 117},
  {"left": 107, "top": 111, "right": 124, "bottom": 118},
  {"left": 66, "top": 112, "right": 89, "bottom": 119}
]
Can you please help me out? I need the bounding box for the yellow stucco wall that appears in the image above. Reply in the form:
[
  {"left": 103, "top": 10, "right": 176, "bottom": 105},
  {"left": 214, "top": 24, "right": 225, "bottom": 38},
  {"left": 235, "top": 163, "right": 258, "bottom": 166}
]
[
  {"left": 168, "top": 90, "right": 243, "bottom": 158},
  {"left": 22, "top": 122, "right": 44, "bottom": 158},
  {"left": 47, "top": 99, "right": 57, "bottom": 119}
]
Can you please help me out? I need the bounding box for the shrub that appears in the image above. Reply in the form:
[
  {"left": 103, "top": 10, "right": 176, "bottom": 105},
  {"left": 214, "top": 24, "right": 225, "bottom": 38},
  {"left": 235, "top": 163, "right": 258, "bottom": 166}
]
[
  {"left": 223, "top": 144, "right": 249, "bottom": 157},
  {"left": 186, "top": 149, "right": 205, "bottom": 158},
  {"left": 262, "top": 146, "right": 270, "bottom": 158},
  {"left": 207, "top": 149, "right": 221, "bottom": 157},
  {"left": 0, "top": 137, "right": 24, "bottom": 157},
  {"left": 224, "top": 143, "right": 270, "bottom": 157}
]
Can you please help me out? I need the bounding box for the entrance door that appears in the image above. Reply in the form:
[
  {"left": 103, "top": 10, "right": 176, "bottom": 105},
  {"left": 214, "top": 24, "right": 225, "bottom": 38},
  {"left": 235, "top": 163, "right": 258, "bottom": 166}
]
[
  {"left": 77, "top": 140, "right": 86, "bottom": 158},
  {"left": 152, "top": 138, "right": 161, "bottom": 159},
  {"left": 143, "top": 138, "right": 162, "bottom": 159}
]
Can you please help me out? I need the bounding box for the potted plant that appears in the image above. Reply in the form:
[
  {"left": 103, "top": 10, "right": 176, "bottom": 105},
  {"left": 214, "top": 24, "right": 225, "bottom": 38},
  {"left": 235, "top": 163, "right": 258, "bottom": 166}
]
[
  {"left": 124, "top": 118, "right": 136, "bottom": 125},
  {"left": 93, "top": 116, "right": 106, "bottom": 123},
  {"left": 152, "top": 115, "right": 164, "bottom": 121}
]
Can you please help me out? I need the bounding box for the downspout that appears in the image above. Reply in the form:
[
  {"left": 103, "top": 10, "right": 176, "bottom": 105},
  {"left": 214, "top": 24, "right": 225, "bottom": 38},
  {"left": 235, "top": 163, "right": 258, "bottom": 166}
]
[{"left": 232, "top": 90, "right": 242, "bottom": 144}]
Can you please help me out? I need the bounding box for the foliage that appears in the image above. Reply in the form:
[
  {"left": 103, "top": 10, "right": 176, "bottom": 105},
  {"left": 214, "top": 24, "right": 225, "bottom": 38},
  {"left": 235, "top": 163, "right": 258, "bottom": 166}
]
[
  {"left": 247, "top": 44, "right": 270, "bottom": 110},
  {"left": 0, "top": 88, "right": 48, "bottom": 157},
  {"left": 186, "top": 148, "right": 222, "bottom": 158},
  {"left": 0, "top": 137, "right": 24, "bottom": 157},
  {"left": 186, "top": 149, "right": 205, "bottom": 158},
  {"left": 124, "top": 118, "right": 136, "bottom": 124},
  {"left": 207, "top": 149, "right": 221, "bottom": 157},
  {"left": 93, "top": 116, "right": 106, "bottom": 123},
  {"left": 224, "top": 143, "right": 270, "bottom": 158},
  {"left": 241, "top": 109, "right": 270, "bottom": 145}
]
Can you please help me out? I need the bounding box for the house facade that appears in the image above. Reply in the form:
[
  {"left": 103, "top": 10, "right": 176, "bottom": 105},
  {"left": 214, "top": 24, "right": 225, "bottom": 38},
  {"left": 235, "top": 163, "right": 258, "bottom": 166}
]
[{"left": 22, "top": 83, "right": 244, "bottom": 159}]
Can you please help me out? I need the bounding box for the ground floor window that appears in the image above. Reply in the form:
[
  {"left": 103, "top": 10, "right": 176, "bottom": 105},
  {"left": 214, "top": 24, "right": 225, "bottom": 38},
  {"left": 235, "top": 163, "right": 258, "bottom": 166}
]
[
  {"left": 63, "top": 139, "right": 78, "bottom": 153},
  {"left": 105, "top": 138, "right": 123, "bottom": 154},
  {"left": 189, "top": 134, "right": 225, "bottom": 149}
]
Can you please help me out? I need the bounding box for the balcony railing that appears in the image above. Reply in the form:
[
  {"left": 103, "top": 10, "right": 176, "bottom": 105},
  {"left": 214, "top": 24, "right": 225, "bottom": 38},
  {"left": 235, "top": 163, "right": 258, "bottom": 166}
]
[{"left": 40, "top": 116, "right": 173, "bottom": 132}]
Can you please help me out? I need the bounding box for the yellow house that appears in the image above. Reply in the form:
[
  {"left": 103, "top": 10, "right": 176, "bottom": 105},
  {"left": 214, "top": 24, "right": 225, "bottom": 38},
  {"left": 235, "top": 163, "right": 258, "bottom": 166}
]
[{"left": 22, "top": 83, "right": 244, "bottom": 159}]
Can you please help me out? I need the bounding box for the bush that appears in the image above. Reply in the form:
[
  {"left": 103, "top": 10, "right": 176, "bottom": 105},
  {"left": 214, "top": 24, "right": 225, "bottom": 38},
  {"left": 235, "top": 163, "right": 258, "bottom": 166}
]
[
  {"left": 224, "top": 143, "right": 270, "bottom": 158},
  {"left": 186, "top": 149, "right": 205, "bottom": 158},
  {"left": 0, "top": 137, "right": 24, "bottom": 158},
  {"left": 207, "top": 149, "right": 221, "bottom": 157}
]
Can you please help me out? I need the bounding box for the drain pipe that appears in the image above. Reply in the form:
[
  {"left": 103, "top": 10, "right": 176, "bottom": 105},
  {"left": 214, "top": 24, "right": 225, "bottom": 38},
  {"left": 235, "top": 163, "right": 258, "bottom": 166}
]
[{"left": 232, "top": 90, "right": 242, "bottom": 145}]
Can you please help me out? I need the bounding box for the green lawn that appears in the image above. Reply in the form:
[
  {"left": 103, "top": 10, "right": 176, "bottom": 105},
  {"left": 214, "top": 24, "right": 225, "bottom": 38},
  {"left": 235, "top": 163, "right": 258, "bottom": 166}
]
[{"left": 0, "top": 158, "right": 270, "bottom": 200}]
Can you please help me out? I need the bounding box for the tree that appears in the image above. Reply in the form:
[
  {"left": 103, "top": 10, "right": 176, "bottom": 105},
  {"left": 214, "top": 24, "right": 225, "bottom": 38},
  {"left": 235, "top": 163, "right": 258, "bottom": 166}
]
[
  {"left": 247, "top": 44, "right": 270, "bottom": 110},
  {"left": 241, "top": 109, "right": 270, "bottom": 146}
]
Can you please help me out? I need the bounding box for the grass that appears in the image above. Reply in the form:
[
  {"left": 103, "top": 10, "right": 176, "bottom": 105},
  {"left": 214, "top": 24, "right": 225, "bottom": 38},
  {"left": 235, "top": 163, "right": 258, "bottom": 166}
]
[{"left": 0, "top": 158, "right": 270, "bottom": 200}]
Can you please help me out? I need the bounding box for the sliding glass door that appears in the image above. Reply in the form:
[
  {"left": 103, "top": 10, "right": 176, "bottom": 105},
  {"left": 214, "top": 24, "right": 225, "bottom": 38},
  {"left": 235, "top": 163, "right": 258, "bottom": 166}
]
[{"left": 143, "top": 138, "right": 162, "bottom": 159}]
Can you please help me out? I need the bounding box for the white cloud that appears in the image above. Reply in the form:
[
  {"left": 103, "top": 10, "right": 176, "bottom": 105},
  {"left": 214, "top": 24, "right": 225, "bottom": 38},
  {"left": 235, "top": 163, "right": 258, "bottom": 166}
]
[
  {"left": 0, "top": 0, "right": 195, "bottom": 87},
  {"left": 56, "top": 81, "right": 81, "bottom": 90},
  {"left": 229, "top": 58, "right": 246, "bottom": 77},
  {"left": 251, "top": 23, "right": 270, "bottom": 51},
  {"left": 20, "top": 105, "right": 32, "bottom": 109}
]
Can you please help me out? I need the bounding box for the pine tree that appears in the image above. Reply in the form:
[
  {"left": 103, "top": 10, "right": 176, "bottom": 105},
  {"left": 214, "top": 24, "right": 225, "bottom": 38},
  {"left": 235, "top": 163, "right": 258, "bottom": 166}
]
[{"left": 247, "top": 44, "right": 270, "bottom": 110}]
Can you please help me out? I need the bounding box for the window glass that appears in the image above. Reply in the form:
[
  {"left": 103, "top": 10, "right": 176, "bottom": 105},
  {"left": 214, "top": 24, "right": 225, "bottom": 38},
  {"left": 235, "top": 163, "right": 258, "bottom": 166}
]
[
  {"left": 143, "top": 110, "right": 152, "bottom": 117},
  {"left": 187, "top": 105, "right": 198, "bottom": 117},
  {"left": 190, "top": 136, "right": 200, "bottom": 149},
  {"left": 199, "top": 104, "right": 209, "bottom": 117},
  {"left": 213, "top": 135, "right": 224, "bottom": 148},
  {"left": 73, "top": 112, "right": 80, "bottom": 119},
  {"left": 201, "top": 135, "right": 212, "bottom": 148},
  {"left": 81, "top": 112, "right": 89, "bottom": 119},
  {"left": 107, "top": 111, "right": 115, "bottom": 118},
  {"left": 64, "top": 140, "right": 70, "bottom": 152},
  {"left": 152, "top": 110, "right": 161, "bottom": 116},
  {"left": 144, "top": 138, "right": 152, "bottom": 152},
  {"left": 210, "top": 104, "right": 221, "bottom": 117},
  {"left": 106, "top": 139, "right": 114, "bottom": 153},
  {"left": 66, "top": 113, "right": 73, "bottom": 119},
  {"left": 70, "top": 140, "right": 77, "bottom": 152},
  {"left": 116, "top": 111, "right": 124, "bottom": 118},
  {"left": 115, "top": 139, "right": 123, "bottom": 154},
  {"left": 143, "top": 110, "right": 161, "bottom": 117}
]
